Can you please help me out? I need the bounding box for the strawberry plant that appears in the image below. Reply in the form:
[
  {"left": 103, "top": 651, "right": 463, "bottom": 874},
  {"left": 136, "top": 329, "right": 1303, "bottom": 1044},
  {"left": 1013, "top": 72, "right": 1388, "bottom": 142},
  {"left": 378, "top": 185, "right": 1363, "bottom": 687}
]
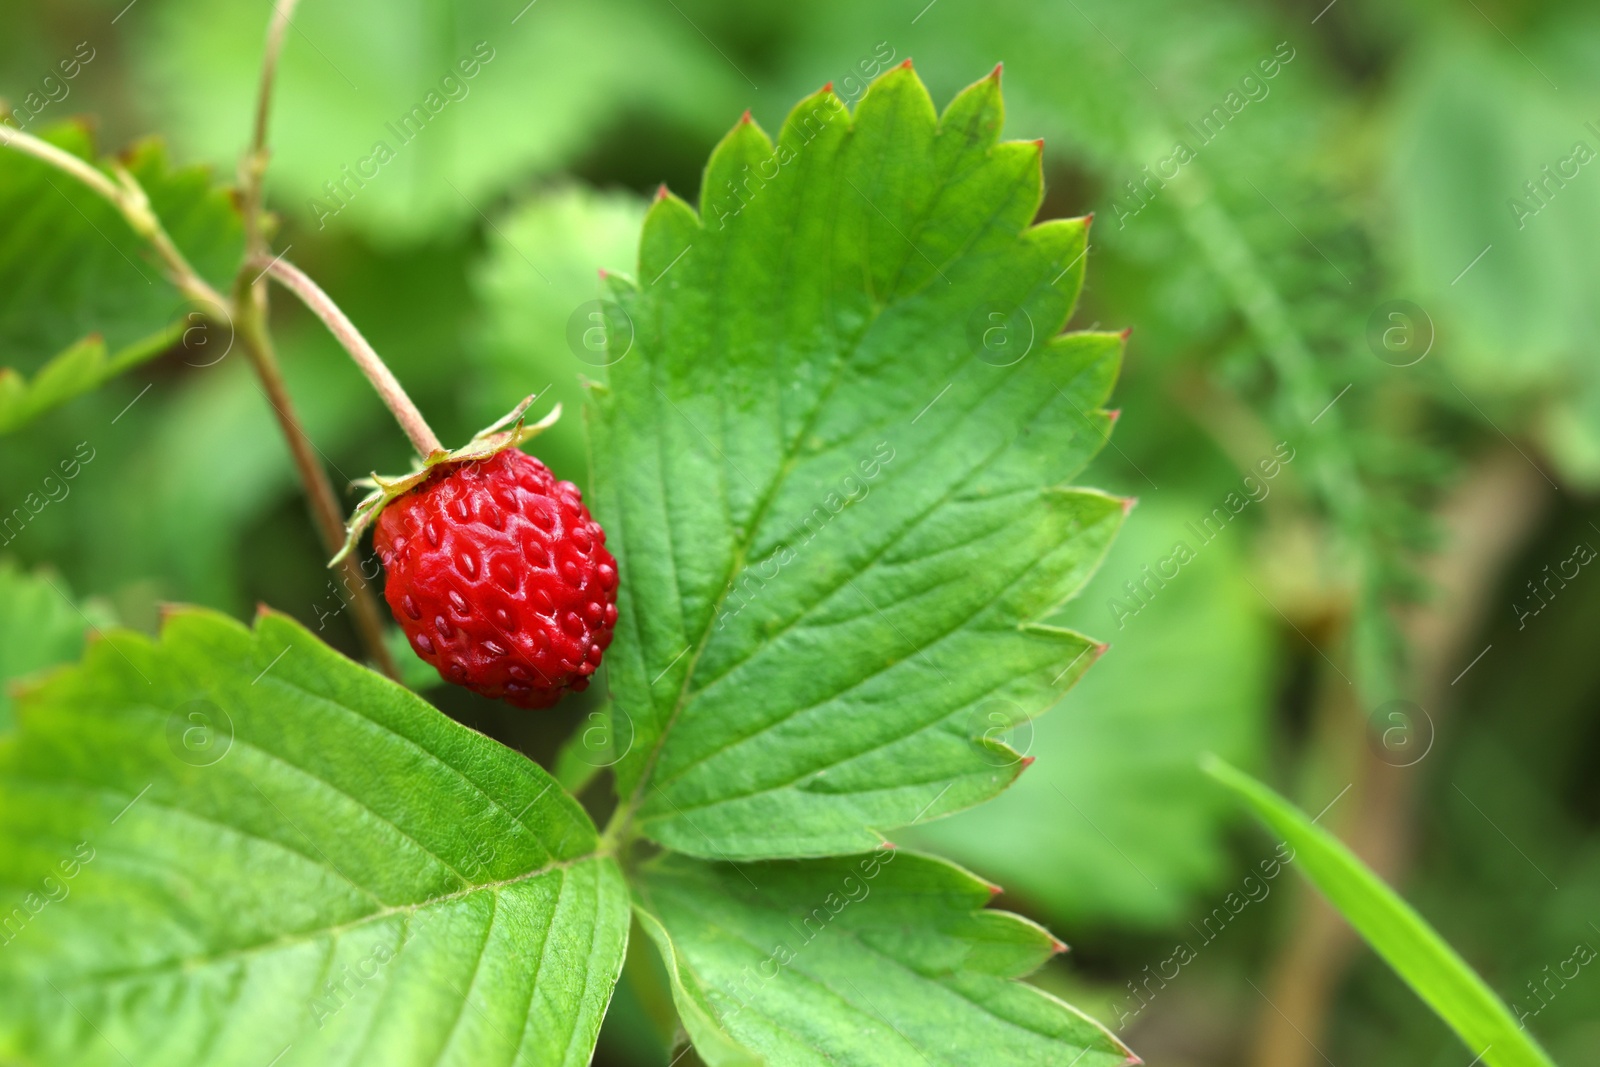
[
  {"left": 0, "top": 5, "right": 1576, "bottom": 1067},
  {"left": 0, "top": 9, "right": 1139, "bottom": 1060}
]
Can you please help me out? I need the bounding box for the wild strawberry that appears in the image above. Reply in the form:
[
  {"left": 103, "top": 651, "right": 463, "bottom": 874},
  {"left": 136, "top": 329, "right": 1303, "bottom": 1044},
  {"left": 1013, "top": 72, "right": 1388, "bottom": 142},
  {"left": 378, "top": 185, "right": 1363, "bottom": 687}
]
[{"left": 373, "top": 448, "right": 618, "bottom": 708}]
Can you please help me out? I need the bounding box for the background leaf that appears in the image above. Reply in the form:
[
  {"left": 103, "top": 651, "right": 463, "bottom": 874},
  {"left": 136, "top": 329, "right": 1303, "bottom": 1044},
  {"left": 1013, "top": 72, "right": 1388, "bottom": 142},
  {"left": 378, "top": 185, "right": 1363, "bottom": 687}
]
[
  {"left": 1388, "top": 29, "right": 1600, "bottom": 485},
  {"left": 0, "top": 608, "right": 628, "bottom": 1067},
  {"left": 470, "top": 185, "right": 647, "bottom": 483},
  {"left": 0, "top": 560, "right": 112, "bottom": 734},
  {"left": 0, "top": 126, "right": 243, "bottom": 432},
  {"left": 633, "top": 850, "right": 1134, "bottom": 1067}
]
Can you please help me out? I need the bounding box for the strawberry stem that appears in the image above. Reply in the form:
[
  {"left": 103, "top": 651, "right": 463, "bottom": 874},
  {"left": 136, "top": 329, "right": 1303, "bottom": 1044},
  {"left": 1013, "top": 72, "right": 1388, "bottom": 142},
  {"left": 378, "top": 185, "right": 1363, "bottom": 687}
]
[
  {"left": 238, "top": 0, "right": 300, "bottom": 263},
  {"left": 233, "top": 299, "right": 402, "bottom": 679},
  {"left": 0, "top": 126, "right": 225, "bottom": 309},
  {"left": 256, "top": 254, "right": 445, "bottom": 456},
  {"left": 1, "top": 2, "right": 402, "bottom": 683},
  {"left": 223, "top": 0, "right": 401, "bottom": 681}
]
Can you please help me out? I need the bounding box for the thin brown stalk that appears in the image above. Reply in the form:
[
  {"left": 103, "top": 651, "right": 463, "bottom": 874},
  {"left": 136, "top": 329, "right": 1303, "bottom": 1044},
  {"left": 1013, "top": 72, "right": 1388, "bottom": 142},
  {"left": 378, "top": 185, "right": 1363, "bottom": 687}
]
[
  {"left": 0, "top": 1, "right": 406, "bottom": 682},
  {"left": 1247, "top": 451, "right": 1553, "bottom": 1067},
  {"left": 223, "top": 0, "right": 399, "bottom": 679},
  {"left": 239, "top": 0, "right": 302, "bottom": 260},
  {"left": 254, "top": 254, "right": 444, "bottom": 456},
  {"left": 234, "top": 303, "right": 400, "bottom": 679}
]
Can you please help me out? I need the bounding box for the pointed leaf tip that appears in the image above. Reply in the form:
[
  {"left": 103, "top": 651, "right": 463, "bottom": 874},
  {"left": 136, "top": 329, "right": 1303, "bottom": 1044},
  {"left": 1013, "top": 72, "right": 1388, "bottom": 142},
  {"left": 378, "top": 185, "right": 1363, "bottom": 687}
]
[
  {"left": 1121, "top": 496, "right": 1138, "bottom": 514},
  {"left": 1050, "top": 939, "right": 1068, "bottom": 955},
  {"left": 739, "top": 108, "right": 752, "bottom": 124},
  {"left": 655, "top": 183, "right": 669, "bottom": 202},
  {"left": 1019, "top": 755, "right": 1036, "bottom": 769},
  {"left": 901, "top": 58, "right": 914, "bottom": 69},
  {"left": 821, "top": 81, "right": 833, "bottom": 93},
  {"left": 989, "top": 62, "right": 1003, "bottom": 81},
  {"left": 1107, "top": 408, "right": 1122, "bottom": 423},
  {"left": 1119, "top": 326, "right": 1133, "bottom": 340},
  {"left": 1084, "top": 212, "right": 1095, "bottom": 227}
]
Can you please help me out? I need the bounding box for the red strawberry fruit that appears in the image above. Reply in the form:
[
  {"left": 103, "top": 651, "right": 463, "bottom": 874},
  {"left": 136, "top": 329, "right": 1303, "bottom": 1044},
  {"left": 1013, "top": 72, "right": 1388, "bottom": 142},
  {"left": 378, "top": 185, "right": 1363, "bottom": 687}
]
[{"left": 374, "top": 448, "right": 618, "bottom": 708}]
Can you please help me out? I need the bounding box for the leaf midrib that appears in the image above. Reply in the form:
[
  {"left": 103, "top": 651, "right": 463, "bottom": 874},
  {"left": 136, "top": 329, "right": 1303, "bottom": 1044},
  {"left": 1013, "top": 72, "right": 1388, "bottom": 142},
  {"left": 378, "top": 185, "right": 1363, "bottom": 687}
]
[
  {"left": 619, "top": 97, "right": 934, "bottom": 825},
  {"left": 613, "top": 197, "right": 876, "bottom": 830},
  {"left": 640, "top": 338, "right": 1103, "bottom": 807},
  {"left": 678, "top": 343, "right": 1096, "bottom": 708},
  {"left": 643, "top": 509, "right": 1083, "bottom": 823},
  {"left": 26, "top": 851, "right": 604, "bottom": 992},
  {"left": 612, "top": 108, "right": 1036, "bottom": 838}
]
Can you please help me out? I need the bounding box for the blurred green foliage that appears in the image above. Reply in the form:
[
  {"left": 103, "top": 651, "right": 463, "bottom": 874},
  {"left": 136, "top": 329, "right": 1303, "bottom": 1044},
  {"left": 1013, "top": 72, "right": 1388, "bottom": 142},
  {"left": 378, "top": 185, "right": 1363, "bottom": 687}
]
[
  {"left": 0, "top": 561, "right": 112, "bottom": 732},
  {"left": 2, "top": 0, "right": 1597, "bottom": 1063},
  {"left": 0, "top": 127, "right": 242, "bottom": 429}
]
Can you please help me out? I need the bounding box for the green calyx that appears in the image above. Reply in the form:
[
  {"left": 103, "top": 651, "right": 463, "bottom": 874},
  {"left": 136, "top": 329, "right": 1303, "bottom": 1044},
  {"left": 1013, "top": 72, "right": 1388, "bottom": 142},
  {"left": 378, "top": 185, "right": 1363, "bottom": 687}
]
[{"left": 330, "top": 394, "right": 562, "bottom": 566}]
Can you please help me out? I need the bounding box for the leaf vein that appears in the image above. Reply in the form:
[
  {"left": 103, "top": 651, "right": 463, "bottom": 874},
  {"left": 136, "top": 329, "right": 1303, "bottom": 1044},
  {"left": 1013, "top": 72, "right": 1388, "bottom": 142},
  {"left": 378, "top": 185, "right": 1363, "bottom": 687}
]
[{"left": 648, "top": 359, "right": 1097, "bottom": 796}]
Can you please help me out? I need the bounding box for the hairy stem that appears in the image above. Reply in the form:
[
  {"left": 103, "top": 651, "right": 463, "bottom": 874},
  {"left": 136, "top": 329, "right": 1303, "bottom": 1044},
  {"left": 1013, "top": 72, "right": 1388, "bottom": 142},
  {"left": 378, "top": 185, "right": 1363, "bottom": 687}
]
[
  {"left": 1164, "top": 149, "right": 1391, "bottom": 699},
  {"left": 239, "top": 0, "right": 301, "bottom": 260},
  {"left": 0, "top": 125, "right": 224, "bottom": 308},
  {"left": 215, "top": 0, "right": 403, "bottom": 679},
  {"left": 255, "top": 254, "right": 444, "bottom": 456},
  {"left": 233, "top": 289, "right": 401, "bottom": 680},
  {"left": 0, "top": 6, "right": 402, "bottom": 681}
]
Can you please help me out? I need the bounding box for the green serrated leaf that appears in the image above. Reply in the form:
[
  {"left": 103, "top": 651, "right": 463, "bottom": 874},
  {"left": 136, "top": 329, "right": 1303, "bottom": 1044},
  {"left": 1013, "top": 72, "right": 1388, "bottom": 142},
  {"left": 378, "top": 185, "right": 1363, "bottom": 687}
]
[
  {"left": 1204, "top": 757, "right": 1558, "bottom": 1067},
  {"left": 0, "top": 608, "right": 628, "bottom": 1067},
  {"left": 633, "top": 850, "right": 1134, "bottom": 1067},
  {"left": 0, "top": 560, "right": 113, "bottom": 734},
  {"left": 592, "top": 67, "right": 1124, "bottom": 860},
  {"left": 0, "top": 125, "right": 243, "bottom": 432}
]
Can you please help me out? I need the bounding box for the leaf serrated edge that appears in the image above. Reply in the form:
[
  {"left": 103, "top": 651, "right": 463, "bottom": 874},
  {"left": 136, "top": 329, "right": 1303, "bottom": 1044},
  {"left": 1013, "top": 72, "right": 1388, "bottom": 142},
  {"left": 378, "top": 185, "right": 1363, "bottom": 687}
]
[
  {"left": 632, "top": 848, "right": 1140, "bottom": 1067},
  {"left": 602, "top": 67, "right": 1131, "bottom": 861}
]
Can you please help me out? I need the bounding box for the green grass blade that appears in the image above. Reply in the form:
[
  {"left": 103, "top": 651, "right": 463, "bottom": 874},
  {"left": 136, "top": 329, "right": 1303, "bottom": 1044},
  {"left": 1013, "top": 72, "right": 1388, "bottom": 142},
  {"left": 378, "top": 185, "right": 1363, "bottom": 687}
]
[{"left": 1202, "top": 756, "right": 1558, "bottom": 1067}]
